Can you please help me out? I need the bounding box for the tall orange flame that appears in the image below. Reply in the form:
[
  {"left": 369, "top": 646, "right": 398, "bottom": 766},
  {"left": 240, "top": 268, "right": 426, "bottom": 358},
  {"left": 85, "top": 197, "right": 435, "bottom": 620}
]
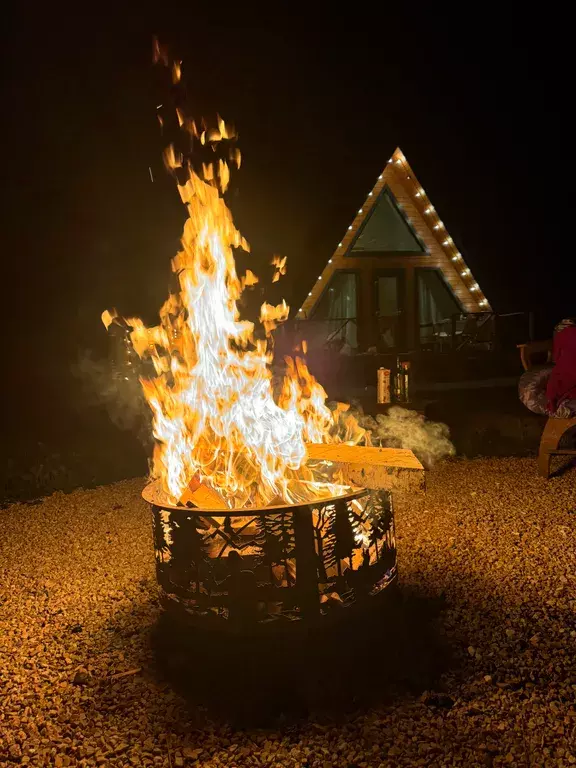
[{"left": 104, "top": 58, "right": 364, "bottom": 508}]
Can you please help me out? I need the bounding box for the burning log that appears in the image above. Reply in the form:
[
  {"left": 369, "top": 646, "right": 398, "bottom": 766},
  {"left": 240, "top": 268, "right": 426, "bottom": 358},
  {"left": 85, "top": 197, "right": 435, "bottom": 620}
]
[
  {"left": 178, "top": 476, "right": 228, "bottom": 510},
  {"left": 305, "top": 443, "right": 425, "bottom": 493}
]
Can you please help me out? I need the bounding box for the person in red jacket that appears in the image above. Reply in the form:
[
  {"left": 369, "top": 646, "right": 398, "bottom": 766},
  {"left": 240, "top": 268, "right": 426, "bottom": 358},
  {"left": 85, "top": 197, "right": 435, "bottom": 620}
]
[
  {"left": 519, "top": 318, "right": 576, "bottom": 418},
  {"left": 546, "top": 321, "right": 576, "bottom": 416}
]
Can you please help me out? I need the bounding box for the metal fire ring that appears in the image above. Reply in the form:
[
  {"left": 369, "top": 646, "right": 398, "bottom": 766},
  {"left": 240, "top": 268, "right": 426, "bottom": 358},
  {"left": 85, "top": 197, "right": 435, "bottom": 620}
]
[{"left": 146, "top": 481, "right": 397, "bottom": 630}]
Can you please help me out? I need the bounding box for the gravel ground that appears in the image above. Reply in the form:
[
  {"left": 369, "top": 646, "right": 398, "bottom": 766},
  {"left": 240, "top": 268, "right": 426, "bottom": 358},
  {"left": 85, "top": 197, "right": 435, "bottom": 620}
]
[{"left": 1, "top": 457, "right": 575, "bottom": 767}]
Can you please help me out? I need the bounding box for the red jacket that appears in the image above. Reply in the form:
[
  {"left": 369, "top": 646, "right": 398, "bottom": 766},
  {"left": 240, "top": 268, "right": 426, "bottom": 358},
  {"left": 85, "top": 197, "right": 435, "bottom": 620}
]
[{"left": 546, "top": 326, "right": 576, "bottom": 413}]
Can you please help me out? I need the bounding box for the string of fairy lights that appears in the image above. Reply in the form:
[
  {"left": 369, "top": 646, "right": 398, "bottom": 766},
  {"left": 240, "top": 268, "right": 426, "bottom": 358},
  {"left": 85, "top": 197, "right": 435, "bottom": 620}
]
[
  {"left": 298, "top": 150, "right": 489, "bottom": 315},
  {"left": 390, "top": 151, "right": 489, "bottom": 309}
]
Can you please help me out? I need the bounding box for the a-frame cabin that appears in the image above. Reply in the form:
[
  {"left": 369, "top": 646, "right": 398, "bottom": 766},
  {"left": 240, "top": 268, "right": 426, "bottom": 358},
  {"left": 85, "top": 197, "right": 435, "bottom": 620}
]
[{"left": 298, "top": 148, "right": 491, "bottom": 353}]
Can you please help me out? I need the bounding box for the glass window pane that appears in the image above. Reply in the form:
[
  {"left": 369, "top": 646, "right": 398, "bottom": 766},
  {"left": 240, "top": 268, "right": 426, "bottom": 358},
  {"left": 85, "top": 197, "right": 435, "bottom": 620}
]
[
  {"left": 309, "top": 272, "right": 358, "bottom": 349},
  {"left": 351, "top": 188, "right": 424, "bottom": 253},
  {"left": 377, "top": 276, "right": 400, "bottom": 348},
  {"left": 313, "top": 272, "right": 357, "bottom": 320},
  {"left": 418, "top": 269, "right": 461, "bottom": 345}
]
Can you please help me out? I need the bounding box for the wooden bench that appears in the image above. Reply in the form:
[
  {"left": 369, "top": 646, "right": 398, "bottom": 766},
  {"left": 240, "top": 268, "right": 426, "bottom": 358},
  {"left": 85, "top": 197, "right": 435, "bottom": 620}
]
[{"left": 517, "top": 340, "right": 576, "bottom": 478}]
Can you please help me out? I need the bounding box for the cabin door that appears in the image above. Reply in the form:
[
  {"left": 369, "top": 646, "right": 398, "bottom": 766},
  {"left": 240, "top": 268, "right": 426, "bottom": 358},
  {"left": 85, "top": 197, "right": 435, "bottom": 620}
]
[{"left": 374, "top": 269, "right": 406, "bottom": 351}]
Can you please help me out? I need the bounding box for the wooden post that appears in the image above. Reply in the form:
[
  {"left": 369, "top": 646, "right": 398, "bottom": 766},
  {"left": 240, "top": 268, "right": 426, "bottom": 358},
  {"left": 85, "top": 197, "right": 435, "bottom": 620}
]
[{"left": 492, "top": 313, "right": 499, "bottom": 352}]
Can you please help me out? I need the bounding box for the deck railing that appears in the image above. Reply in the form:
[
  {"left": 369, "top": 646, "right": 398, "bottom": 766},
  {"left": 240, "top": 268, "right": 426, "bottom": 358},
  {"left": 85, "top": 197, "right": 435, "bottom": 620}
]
[{"left": 419, "top": 311, "right": 534, "bottom": 352}]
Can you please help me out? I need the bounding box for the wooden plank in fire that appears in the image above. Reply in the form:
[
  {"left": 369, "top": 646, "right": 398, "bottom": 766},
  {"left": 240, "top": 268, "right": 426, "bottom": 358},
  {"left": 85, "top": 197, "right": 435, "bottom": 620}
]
[
  {"left": 179, "top": 476, "right": 228, "bottom": 510},
  {"left": 305, "top": 443, "right": 425, "bottom": 493}
]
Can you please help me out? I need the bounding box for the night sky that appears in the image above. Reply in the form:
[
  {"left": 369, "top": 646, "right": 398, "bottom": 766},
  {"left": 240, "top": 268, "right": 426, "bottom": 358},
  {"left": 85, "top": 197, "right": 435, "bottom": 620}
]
[{"left": 2, "top": 9, "right": 572, "bottom": 432}]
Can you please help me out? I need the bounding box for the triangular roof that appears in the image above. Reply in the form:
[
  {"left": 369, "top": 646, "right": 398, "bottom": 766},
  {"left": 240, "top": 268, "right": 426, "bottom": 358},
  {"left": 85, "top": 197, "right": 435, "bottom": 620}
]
[{"left": 298, "top": 147, "right": 491, "bottom": 317}]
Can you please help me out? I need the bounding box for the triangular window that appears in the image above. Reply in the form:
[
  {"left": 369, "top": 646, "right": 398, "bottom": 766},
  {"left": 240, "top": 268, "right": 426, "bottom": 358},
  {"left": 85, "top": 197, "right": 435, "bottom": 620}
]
[{"left": 350, "top": 187, "right": 424, "bottom": 253}]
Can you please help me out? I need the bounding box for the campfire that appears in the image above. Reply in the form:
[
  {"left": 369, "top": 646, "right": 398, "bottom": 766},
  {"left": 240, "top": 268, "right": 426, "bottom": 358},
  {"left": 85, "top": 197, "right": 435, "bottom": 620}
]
[
  {"left": 102, "top": 46, "right": 368, "bottom": 512},
  {"left": 104, "top": 41, "right": 424, "bottom": 626}
]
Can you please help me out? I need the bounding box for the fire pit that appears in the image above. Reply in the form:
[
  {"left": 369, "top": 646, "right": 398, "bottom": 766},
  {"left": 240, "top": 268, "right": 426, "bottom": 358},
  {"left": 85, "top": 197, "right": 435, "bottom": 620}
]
[
  {"left": 104, "top": 49, "right": 426, "bottom": 637},
  {"left": 144, "top": 482, "right": 396, "bottom": 629}
]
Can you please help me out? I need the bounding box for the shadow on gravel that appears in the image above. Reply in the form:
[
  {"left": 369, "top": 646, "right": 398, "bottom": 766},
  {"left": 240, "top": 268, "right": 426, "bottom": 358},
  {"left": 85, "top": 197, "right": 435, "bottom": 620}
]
[{"left": 150, "top": 586, "right": 453, "bottom": 727}]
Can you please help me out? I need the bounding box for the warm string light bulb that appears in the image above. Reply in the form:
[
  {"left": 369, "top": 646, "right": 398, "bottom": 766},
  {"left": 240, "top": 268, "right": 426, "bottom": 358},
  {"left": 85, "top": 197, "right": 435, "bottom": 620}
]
[{"left": 323, "top": 161, "right": 484, "bottom": 314}]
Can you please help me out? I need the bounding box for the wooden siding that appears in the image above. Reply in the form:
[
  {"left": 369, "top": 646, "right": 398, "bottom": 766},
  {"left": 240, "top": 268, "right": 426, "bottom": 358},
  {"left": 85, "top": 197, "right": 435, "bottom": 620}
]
[{"left": 299, "top": 148, "right": 491, "bottom": 332}]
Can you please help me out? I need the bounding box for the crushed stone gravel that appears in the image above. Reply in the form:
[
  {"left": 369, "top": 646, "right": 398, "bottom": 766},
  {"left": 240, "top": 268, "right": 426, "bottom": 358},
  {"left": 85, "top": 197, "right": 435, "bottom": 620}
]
[{"left": 1, "top": 457, "right": 576, "bottom": 767}]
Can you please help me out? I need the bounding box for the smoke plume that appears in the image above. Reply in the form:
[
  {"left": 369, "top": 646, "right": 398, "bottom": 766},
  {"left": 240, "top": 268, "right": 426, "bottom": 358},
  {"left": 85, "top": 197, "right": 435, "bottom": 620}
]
[
  {"left": 72, "top": 351, "right": 152, "bottom": 447},
  {"left": 331, "top": 403, "right": 455, "bottom": 468}
]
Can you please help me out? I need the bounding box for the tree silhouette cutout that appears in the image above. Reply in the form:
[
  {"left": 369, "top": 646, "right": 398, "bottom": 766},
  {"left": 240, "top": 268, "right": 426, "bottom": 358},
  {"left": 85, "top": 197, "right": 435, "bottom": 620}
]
[
  {"left": 170, "top": 513, "right": 210, "bottom": 594},
  {"left": 365, "top": 491, "right": 395, "bottom": 574},
  {"left": 153, "top": 508, "right": 170, "bottom": 562},
  {"left": 152, "top": 508, "right": 173, "bottom": 592},
  {"left": 368, "top": 491, "right": 393, "bottom": 559},
  {"left": 256, "top": 511, "right": 295, "bottom": 586},
  {"left": 329, "top": 500, "right": 357, "bottom": 577},
  {"left": 313, "top": 504, "right": 332, "bottom": 583}
]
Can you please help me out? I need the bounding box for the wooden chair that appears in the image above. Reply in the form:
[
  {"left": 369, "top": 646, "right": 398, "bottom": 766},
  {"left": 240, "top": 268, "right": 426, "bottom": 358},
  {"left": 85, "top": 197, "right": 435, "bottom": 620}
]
[{"left": 517, "top": 340, "right": 576, "bottom": 478}]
